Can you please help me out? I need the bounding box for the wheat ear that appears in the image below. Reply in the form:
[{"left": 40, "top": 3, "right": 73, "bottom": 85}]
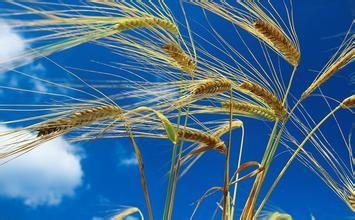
[
  {"left": 268, "top": 212, "right": 292, "bottom": 220},
  {"left": 221, "top": 101, "right": 276, "bottom": 121},
  {"left": 349, "top": 194, "right": 355, "bottom": 211},
  {"left": 37, "top": 105, "right": 122, "bottom": 137},
  {"left": 212, "top": 120, "right": 243, "bottom": 138},
  {"left": 254, "top": 19, "right": 300, "bottom": 66},
  {"left": 163, "top": 43, "right": 196, "bottom": 76},
  {"left": 191, "top": 78, "right": 232, "bottom": 97},
  {"left": 302, "top": 48, "right": 355, "bottom": 99},
  {"left": 178, "top": 129, "right": 226, "bottom": 154},
  {"left": 341, "top": 95, "right": 355, "bottom": 108},
  {"left": 113, "top": 207, "right": 140, "bottom": 220},
  {"left": 114, "top": 17, "right": 178, "bottom": 34},
  {"left": 238, "top": 82, "right": 286, "bottom": 119}
]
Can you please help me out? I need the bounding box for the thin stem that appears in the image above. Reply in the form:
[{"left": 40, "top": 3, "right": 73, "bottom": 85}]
[
  {"left": 241, "top": 66, "right": 297, "bottom": 219},
  {"left": 163, "top": 74, "right": 186, "bottom": 220},
  {"left": 167, "top": 76, "right": 194, "bottom": 218},
  {"left": 230, "top": 125, "right": 245, "bottom": 219},
  {"left": 255, "top": 105, "right": 341, "bottom": 215},
  {"left": 282, "top": 67, "right": 297, "bottom": 105},
  {"left": 240, "top": 119, "right": 280, "bottom": 219},
  {"left": 222, "top": 88, "right": 233, "bottom": 220},
  {"left": 125, "top": 123, "right": 154, "bottom": 220}
]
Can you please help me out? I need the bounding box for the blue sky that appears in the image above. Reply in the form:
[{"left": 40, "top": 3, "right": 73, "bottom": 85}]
[{"left": 0, "top": 1, "right": 354, "bottom": 220}]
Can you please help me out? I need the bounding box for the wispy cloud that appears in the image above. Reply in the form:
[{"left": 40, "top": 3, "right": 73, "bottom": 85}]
[
  {"left": 116, "top": 144, "right": 138, "bottom": 167},
  {"left": 0, "top": 20, "right": 27, "bottom": 73},
  {"left": 0, "top": 125, "right": 84, "bottom": 207},
  {"left": 0, "top": 20, "right": 49, "bottom": 94},
  {"left": 119, "top": 154, "right": 138, "bottom": 167}
]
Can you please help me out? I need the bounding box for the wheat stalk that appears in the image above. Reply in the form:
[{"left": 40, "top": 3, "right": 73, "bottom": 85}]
[
  {"left": 302, "top": 48, "right": 354, "bottom": 99},
  {"left": 238, "top": 82, "right": 286, "bottom": 119},
  {"left": 221, "top": 101, "right": 276, "bottom": 121},
  {"left": 163, "top": 42, "right": 196, "bottom": 76},
  {"left": 36, "top": 105, "right": 122, "bottom": 137}
]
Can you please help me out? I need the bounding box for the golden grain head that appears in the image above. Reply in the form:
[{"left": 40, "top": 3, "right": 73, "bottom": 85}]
[
  {"left": 302, "top": 48, "right": 354, "bottom": 99},
  {"left": 254, "top": 19, "right": 300, "bottom": 66},
  {"left": 268, "top": 212, "right": 293, "bottom": 220},
  {"left": 212, "top": 120, "right": 243, "bottom": 138},
  {"left": 113, "top": 17, "right": 178, "bottom": 34},
  {"left": 221, "top": 101, "right": 276, "bottom": 121},
  {"left": 113, "top": 207, "right": 140, "bottom": 220},
  {"left": 37, "top": 105, "right": 122, "bottom": 137},
  {"left": 178, "top": 129, "right": 226, "bottom": 153},
  {"left": 163, "top": 42, "right": 196, "bottom": 76},
  {"left": 341, "top": 95, "right": 355, "bottom": 108},
  {"left": 238, "top": 82, "right": 286, "bottom": 119},
  {"left": 192, "top": 78, "right": 232, "bottom": 97}
]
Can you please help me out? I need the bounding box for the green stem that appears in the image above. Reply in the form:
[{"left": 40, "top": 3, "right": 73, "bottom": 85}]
[
  {"left": 162, "top": 110, "right": 182, "bottom": 220},
  {"left": 166, "top": 73, "right": 195, "bottom": 218},
  {"left": 240, "top": 120, "right": 280, "bottom": 219},
  {"left": 125, "top": 123, "right": 154, "bottom": 220},
  {"left": 230, "top": 125, "right": 245, "bottom": 219},
  {"left": 222, "top": 88, "right": 233, "bottom": 220},
  {"left": 241, "top": 67, "right": 297, "bottom": 219},
  {"left": 163, "top": 74, "right": 187, "bottom": 220},
  {"left": 167, "top": 103, "right": 192, "bottom": 218},
  {"left": 255, "top": 105, "right": 341, "bottom": 215}
]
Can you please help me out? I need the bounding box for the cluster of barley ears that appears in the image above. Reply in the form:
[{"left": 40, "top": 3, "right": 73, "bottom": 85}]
[{"left": 0, "top": 1, "right": 353, "bottom": 219}]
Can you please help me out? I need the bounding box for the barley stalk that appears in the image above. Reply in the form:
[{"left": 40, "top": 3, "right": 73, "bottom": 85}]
[
  {"left": 254, "top": 19, "right": 300, "bottom": 66},
  {"left": 238, "top": 82, "right": 287, "bottom": 119}
]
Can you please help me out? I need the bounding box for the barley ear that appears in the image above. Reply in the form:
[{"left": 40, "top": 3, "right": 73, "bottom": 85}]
[
  {"left": 191, "top": 78, "right": 232, "bottom": 97},
  {"left": 163, "top": 43, "right": 196, "bottom": 77},
  {"left": 238, "top": 82, "right": 287, "bottom": 119},
  {"left": 302, "top": 48, "right": 354, "bottom": 99},
  {"left": 341, "top": 95, "right": 355, "bottom": 108},
  {"left": 254, "top": 19, "right": 300, "bottom": 66},
  {"left": 113, "top": 207, "right": 140, "bottom": 220}
]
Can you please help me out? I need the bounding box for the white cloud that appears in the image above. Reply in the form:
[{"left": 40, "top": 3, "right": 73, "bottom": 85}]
[
  {"left": 119, "top": 154, "right": 138, "bottom": 167},
  {"left": 27, "top": 63, "right": 48, "bottom": 93},
  {"left": 0, "top": 125, "right": 83, "bottom": 207},
  {"left": 0, "top": 21, "right": 50, "bottom": 96},
  {"left": 116, "top": 144, "right": 138, "bottom": 167},
  {"left": 0, "top": 21, "right": 26, "bottom": 73}
]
